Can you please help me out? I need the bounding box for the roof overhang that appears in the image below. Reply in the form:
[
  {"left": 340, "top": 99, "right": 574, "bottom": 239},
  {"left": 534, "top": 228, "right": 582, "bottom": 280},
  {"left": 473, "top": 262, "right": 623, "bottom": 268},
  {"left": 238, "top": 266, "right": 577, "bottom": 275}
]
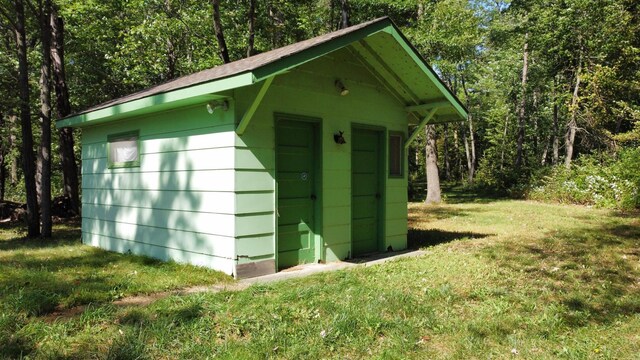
[{"left": 57, "top": 17, "right": 467, "bottom": 129}]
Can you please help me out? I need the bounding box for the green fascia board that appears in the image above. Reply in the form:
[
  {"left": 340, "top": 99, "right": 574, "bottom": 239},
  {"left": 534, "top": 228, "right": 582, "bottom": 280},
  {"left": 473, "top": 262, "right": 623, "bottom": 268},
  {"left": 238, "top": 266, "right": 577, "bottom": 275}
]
[
  {"left": 251, "top": 21, "right": 392, "bottom": 82},
  {"left": 381, "top": 26, "right": 468, "bottom": 121},
  {"left": 56, "top": 72, "right": 253, "bottom": 128}
]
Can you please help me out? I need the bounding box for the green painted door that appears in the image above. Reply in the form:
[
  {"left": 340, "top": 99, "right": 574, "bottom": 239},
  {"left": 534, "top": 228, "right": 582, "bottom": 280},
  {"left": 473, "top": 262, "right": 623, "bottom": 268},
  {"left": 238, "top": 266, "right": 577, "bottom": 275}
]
[
  {"left": 351, "top": 128, "right": 382, "bottom": 256},
  {"left": 277, "top": 120, "right": 317, "bottom": 269}
]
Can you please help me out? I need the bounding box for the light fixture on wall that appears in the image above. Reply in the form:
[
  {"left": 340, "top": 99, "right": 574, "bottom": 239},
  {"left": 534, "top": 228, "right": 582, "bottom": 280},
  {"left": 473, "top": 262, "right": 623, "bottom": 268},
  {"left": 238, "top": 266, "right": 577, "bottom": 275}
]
[
  {"left": 334, "top": 131, "right": 346, "bottom": 144},
  {"left": 206, "top": 100, "right": 229, "bottom": 114},
  {"left": 335, "top": 79, "right": 349, "bottom": 96}
]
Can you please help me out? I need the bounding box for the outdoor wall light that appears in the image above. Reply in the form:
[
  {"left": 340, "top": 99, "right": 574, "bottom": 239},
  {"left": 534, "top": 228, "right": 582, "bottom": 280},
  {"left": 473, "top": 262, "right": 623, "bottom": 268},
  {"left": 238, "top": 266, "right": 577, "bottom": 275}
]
[
  {"left": 335, "top": 79, "right": 349, "bottom": 96},
  {"left": 206, "top": 100, "right": 229, "bottom": 114},
  {"left": 334, "top": 131, "right": 346, "bottom": 144}
]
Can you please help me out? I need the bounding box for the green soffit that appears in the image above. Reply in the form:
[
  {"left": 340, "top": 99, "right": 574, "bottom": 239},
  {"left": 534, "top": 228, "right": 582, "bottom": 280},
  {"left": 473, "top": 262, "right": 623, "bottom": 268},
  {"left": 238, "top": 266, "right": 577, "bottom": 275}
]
[{"left": 56, "top": 17, "right": 467, "bottom": 129}]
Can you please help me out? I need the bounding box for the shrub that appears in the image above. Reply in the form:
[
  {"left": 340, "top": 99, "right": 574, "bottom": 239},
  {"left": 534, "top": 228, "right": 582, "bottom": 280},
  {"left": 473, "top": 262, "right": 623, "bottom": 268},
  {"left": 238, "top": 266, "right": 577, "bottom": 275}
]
[{"left": 528, "top": 149, "right": 640, "bottom": 209}]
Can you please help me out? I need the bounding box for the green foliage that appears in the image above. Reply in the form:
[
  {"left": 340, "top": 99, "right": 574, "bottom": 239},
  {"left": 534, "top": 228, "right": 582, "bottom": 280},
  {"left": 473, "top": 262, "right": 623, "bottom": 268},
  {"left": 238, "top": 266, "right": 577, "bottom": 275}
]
[{"left": 529, "top": 149, "right": 640, "bottom": 209}]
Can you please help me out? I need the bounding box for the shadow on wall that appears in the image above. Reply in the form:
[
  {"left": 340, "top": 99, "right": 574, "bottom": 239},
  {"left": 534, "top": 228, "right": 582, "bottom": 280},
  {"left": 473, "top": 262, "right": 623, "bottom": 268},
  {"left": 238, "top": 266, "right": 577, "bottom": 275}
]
[{"left": 91, "top": 122, "right": 217, "bottom": 269}]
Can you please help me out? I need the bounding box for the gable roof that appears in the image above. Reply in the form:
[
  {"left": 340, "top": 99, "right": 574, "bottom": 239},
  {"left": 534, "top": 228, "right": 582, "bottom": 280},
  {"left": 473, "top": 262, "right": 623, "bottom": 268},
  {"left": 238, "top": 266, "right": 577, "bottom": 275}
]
[{"left": 57, "top": 17, "right": 467, "bottom": 128}]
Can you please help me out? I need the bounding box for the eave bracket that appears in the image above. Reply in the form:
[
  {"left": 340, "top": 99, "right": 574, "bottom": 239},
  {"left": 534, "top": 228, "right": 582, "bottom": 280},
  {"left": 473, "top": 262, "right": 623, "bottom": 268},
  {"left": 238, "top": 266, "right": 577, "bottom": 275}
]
[
  {"left": 236, "top": 76, "right": 275, "bottom": 136},
  {"left": 404, "top": 108, "right": 438, "bottom": 148}
]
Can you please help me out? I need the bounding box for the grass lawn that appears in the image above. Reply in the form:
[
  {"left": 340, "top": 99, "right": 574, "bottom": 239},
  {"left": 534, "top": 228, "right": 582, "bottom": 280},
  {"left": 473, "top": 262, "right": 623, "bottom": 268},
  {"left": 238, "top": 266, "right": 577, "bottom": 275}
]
[{"left": 1, "top": 190, "right": 639, "bottom": 359}]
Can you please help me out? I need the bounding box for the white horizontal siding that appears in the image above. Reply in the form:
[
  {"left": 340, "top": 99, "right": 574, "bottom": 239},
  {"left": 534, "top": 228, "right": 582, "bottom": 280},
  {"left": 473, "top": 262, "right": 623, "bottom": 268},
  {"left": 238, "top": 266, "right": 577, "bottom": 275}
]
[{"left": 80, "top": 104, "right": 237, "bottom": 275}]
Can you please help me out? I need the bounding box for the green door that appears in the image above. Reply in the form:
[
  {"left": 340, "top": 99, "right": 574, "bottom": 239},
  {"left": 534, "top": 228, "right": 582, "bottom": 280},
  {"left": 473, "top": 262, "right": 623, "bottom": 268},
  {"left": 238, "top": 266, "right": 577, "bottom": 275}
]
[
  {"left": 351, "top": 128, "right": 382, "bottom": 256},
  {"left": 276, "top": 120, "right": 317, "bottom": 269}
]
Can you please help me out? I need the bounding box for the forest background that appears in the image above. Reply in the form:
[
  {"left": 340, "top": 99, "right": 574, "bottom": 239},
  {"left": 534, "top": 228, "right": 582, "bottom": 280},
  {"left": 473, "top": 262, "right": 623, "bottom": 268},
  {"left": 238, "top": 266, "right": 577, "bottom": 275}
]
[{"left": 0, "top": 0, "right": 638, "bottom": 238}]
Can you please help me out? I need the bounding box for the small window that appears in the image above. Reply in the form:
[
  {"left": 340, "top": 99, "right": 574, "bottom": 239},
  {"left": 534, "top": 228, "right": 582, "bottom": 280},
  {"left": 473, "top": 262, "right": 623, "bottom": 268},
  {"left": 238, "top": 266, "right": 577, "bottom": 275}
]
[
  {"left": 108, "top": 131, "right": 140, "bottom": 168},
  {"left": 389, "top": 132, "right": 403, "bottom": 177}
]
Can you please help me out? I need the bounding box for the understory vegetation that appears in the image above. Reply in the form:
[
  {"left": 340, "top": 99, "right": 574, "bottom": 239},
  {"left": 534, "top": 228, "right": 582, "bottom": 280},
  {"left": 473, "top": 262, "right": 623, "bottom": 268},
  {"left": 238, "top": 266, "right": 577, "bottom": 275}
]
[
  {"left": 1, "top": 190, "right": 638, "bottom": 359},
  {"left": 528, "top": 148, "right": 640, "bottom": 210}
]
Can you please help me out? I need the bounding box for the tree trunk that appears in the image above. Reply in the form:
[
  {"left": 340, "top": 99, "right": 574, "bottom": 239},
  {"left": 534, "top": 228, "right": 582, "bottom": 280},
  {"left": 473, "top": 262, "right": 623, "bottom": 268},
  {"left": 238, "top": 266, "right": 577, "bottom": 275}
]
[
  {"left": 9, "top": 115, "right": 18, "bottom": 185},
  {"left": 164, "top": 0, "right": 176, "bottom": 79},
  {"left": 532, "top": 90, "right": 539, "bottom": 154},
  {"left": 212, "top": 0, "right": 230, "bottom": 63},
  {"left": 247, "top": 0, "right": 256, "bottom": 57},
  {"left": 515, "top": 33, "right": 529, "bottom": 168},
  {"left": 340, "top": 0, "right": 349, "bottom": 29},
  {"left": 425, "top": 124, "right": 441, "bottom": 204},
  {"left": 461, "top": 74, "right": 476, "bottom": 182},
  {"left": 443, "top": 123, "right": 450, "bottom": 180},
  {"left": 500, "top": 115, "right": 509, "bottom": 171},
  {"left": 0, "top": 113, "right": 5, "bottom": 201},
  {"left": 453, "top": 124, "right": 463, "bottom": 181},
  {"left": 565, "top": 49, "right": 582, "bottom": 169},
  {"left": 462, "top": 126, "right": 472, "bottom": 179},
  {"left": 51, "top": 6, "right": 80, "bottom": 216},
  {"left": 541, "top": 135, "right": 550, "bottom": 165},
  {"left": 15, "top": 0, "right": 40, "bottom": 237},
  {"left": 37, "top": 0, "right": 53, "bottom": 238},
  {"left": 552, "top": 95, "right": 559, "bottom": 165}
]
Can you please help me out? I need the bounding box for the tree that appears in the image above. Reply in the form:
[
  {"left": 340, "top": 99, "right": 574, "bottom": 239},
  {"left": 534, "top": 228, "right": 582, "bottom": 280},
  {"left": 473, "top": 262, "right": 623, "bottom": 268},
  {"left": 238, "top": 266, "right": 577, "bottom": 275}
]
[
  {"left": 514, "top": 32, "right": 528, "bottom": 168},
  {"left": 51, "top": 4, "right": 79, "bottom": 215},
  {"left": 339, "top": 0, "right": 349, "bottom": 29},
  {"left": 212, "top": 0, "right": 230, "bottom": 63},
  {"left": 36, "top": 0, "right": 53, "bottom": 237},
  {"left": 247, "top": 0, "right": 256, "bottom": 57},
  {"left": 425, "top": 124, "right": 441, "bottom": 204},
  {"left": 8, "top": 0, "right": 40, "bottom": 236}
]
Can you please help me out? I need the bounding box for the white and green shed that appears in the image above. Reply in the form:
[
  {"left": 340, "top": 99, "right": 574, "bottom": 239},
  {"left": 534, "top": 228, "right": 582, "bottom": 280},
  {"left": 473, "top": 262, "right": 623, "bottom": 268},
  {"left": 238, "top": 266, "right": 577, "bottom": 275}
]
[{"left": 57, "top": 17, "right": 466, "bottom": 278}]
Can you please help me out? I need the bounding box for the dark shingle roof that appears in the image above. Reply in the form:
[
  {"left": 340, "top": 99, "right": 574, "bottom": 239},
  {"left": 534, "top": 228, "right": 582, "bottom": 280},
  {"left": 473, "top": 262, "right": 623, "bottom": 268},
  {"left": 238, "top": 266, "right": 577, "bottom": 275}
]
[{"left": 74, "top": 17, "right": 389, "bottom": 116}]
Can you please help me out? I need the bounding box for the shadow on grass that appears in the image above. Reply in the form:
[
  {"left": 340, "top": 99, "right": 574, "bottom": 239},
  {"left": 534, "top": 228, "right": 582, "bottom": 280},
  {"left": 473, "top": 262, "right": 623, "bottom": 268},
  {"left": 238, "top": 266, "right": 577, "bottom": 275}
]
[
  {"left": 489, "top": 220, "right": 640, "bottom": 328},
  {"left": 407, "top": 229, "right": 490, "bottom": 250},
  {"left": 0, "top": 220, "right": 81, "bottom": 251},
  {"left": 0, "top": 222, "right": 228, "bottom": 319},
  {"left": 442, "top": 184, "right": 508, "bottom": 204},
  {"left": 408, "top": 203, "right": 489, "bottom": 223}
]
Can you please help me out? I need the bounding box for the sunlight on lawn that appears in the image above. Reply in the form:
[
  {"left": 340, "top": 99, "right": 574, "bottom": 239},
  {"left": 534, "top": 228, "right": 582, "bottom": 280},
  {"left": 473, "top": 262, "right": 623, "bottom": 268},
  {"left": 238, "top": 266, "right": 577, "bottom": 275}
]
[{"left": 1, "top": 195, "right": 638, "bottom": 359}]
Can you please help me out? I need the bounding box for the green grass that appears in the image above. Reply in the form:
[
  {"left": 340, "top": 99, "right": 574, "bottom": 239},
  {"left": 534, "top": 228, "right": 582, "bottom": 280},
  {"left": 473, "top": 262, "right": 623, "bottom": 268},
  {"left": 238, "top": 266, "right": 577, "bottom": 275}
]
[
  {"left": 0, "top": 220, "right": 232, "bottom": 358},
  {"left": 1, "top": 191, "right": 639, "bottom": 359}
]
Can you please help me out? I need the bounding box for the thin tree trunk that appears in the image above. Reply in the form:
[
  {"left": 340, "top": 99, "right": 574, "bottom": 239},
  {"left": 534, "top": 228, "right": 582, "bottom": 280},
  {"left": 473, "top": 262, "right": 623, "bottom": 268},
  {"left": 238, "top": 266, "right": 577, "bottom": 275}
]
[
  {"left": 541, "top": 135, "right": 550, "bottom": 165},
  {"left": 443, "top": 123, "right": 450, "bottom": 180},
  {"left": 247, "top": 0, "right": 256, "bottom": 57},
  {"left": 15, "top": 0, "right": 40, "bottom": 237},
  {"left": 340, "top": 0, "right": 349, "bottom": 29},
  {"left": 9, "top": 114, "right": 18, "bottom": 185},
  {"left": 461, "top": 74, "right": 476, "bottom": 182},
  {"left": 565, "top": 48, "right": 582, "bottom": 168},
  {"left": 425, "top": 124, "right": 441, "bottom": 204},
  {"left": 532, "top": 90, "right": 539, "bottom": 155},
  {"left": 51, "top": 6, "right": 80, "bottom": 216},
  {"left": 462, "top": 126, "right": 472, "bottom": 180},
  {"left": 37, "top": 0, "right": 53, "bottom": 237},
  {"left": 164, "top": 0, "right": 176, "bottom": 79},
  {"left": 0, "top": 113, "right": 5, "bottom": 201},
  {"left": 515, "top": 33, "right": 529, "bottom": 168},
  {"left": 552, "top": 80, "right": 560, "bottom": 165},
  {"left": 453, "top": 125, "right": 463, "bottom": 181},
  {"left": 500, "top": 115, "right": 509, "bottom": 171},
  {"left": 212, "top": 0, "right": 230, "bottom": 63}
]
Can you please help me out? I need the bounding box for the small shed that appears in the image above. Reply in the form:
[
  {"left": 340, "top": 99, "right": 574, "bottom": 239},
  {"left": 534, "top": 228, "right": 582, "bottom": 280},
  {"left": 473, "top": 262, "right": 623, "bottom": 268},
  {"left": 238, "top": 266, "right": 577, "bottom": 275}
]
[{"left": 57, "top": 17, "right": 466, "bottom": 278}]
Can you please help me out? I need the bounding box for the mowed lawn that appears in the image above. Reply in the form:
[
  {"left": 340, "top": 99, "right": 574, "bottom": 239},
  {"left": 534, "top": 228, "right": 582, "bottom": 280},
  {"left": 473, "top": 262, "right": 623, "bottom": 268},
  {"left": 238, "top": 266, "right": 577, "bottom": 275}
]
[{"left": 1, "top": 192, "right": 639, "bottom": 359}]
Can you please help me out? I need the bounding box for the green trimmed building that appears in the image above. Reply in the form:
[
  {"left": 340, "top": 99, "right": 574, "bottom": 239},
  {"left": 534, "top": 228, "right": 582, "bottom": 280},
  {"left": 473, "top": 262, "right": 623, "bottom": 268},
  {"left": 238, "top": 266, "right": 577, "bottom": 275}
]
[{"left": 57, "top": 17, "right": 466, "bottom": 278}]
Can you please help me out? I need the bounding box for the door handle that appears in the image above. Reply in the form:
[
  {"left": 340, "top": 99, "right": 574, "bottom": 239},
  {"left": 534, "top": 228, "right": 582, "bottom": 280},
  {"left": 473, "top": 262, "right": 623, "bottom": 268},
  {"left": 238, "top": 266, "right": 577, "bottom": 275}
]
[
  {"left": 311, "top": 194, "right": 317, "bottom": 200},
  {"left": 375, "top": 193, "right": 381, "bottom": 199}
]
